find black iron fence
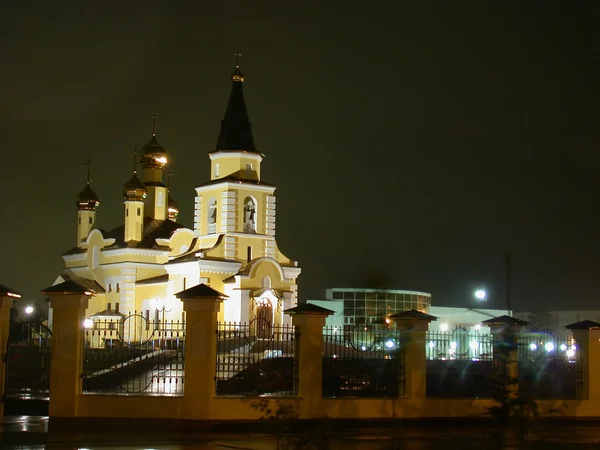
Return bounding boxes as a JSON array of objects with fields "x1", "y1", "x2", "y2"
[
  {"x1": 82, "y1": 314, "x2": 185, "y2": 395},
  {"x1": 518, "y1": 332, "x2": 582, "y2": 399},
  {"x1": 5, "y1": 321, "x2": 52, "y2": 400},
  {"x1": 216, "y1": 319, "x2": 298, "y2": 396},
  {"x1": 426, "y1": 327, "x2": 496, "y2": 397},
  {"x1": 322, "y1": 324, "x2": 404, "y2": 398}
]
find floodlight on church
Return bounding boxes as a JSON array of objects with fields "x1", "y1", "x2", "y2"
[
  {"x1": 529, "y1": 343, "x2": 537, "y2": 351},
  {"x1": 84, "y1": 319, "x2": 93, "y2": 329},
  {"x1": 560, "y1": 344, "x2": 567, "y2": 352},
  {"x1": 385, "y1": 340, "x2": 395, "y2": 349},
  {"x1": 545, "y1": 342, "x2": 555, "y2": 352},
  {"x1": 25, "y1": 306, "x2": 33, "y2": 315}
]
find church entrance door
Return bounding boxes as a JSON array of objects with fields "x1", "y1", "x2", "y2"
[{"x1": 252, "y1": 297, "x2": 273, "y2": 339}]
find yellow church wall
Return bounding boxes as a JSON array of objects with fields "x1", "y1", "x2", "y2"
[
  {"x1": 209, "y1": 152, "x2": 263, "y2": 181},
  {"x1": 239, "y1": 258, "x2": 292, "y2": 292},
  {"x1": 165, "y1": 229, "x2": 196, "y2": 257}
]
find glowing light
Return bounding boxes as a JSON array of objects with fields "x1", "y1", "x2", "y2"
[
  {"x1": 449, "y1": 341, "x2": 457, "y2": 350},
  {"x1": 529, "y1": 343, "x2": 537, "y2": 351},
  {"x1": 385, "y1": 318, "x2": 391, "y2": 324},
  {"x1": 155, "y1": 156, "x2": 167, "y2": 164},
  {"x1": 83, "y1": 319, "x2": 93, "y2": 329},
  {"x1": 385, "y1": 340, "x2": 395, "y2": 349},
  {"x1": 545, "y1": 342, "x2": 555, "y2": 352},
  {"x1": 566, "y1": 349, "x2": 575, "y2": 358},
  {"x1": 560, "y1": 344, "x2": 567, "y2": 352},
  {"x1": 361, "y1": 345, "x2": 367, "y2": 351},
  {"x1": 24, "y1": 306, "x2": 33, "y2": 315},
  {"x1": 7, "y1": 292, "x2": 21, "y2": 298},
  {"x1": 474, "y1": 324, "x2": 481, "y2": 331},
  {"x1": 428, "y1": 341, "x2": 435, "y2": 348},
  {"x1": 440, "y1": 323, "x2": 449, "y2": 332},
  {"x1": 470, "y1": 341, "x2": 479, "y2": 350},
  {"x1": 474, "y1": 289, "x2": 486, "y2": 300}
]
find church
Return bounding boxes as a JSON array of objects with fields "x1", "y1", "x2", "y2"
[{"x1": 55, "y1": 61, "x2": 301, "y2": 331}]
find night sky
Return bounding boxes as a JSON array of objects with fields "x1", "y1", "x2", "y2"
[{"x1": 1, "y1": 1, "x2": 599, "y2": 312}]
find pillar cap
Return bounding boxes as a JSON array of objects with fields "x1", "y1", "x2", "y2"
[
  {"x1": 284, "y1": 303, "x2": 334, "y2": 316},
  {"x1": 481, "y1": 315, "x2": 528, "y2": 327},
  {"x1": 0, "y1": 283, "x2": 22, "y2": 298},
  {"x1": 565, "y1": 320, "x2": 600, "y2": 330},
  {"x1": 41, "y1": 279, "x2": 98, "y2": 296},
  {"x1": 175, "y1": 283, "x2": 228, "y2": 300},
  {"x1": 389, "y1": 309, "x2": 437, "y2": 322}
]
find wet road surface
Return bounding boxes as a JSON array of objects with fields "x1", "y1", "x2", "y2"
[{"x1": 3, "y1": 415, "x2": 600, "y2": 449}]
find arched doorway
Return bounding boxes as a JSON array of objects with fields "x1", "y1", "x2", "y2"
[{"x1": 253, "y1": 297, "x2": 273, "y2": 339}]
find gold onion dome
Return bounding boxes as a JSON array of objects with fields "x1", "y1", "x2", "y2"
[
  {"x1": 168, "y1": 194, "x2": 179, "y2": 220},
  {"x1": 232, "y1": 66, "x2": 244, "y2": 82},
  {"x1": 139, "y1": 135, "x2": 168, "y2": 170},
  {"x1": 76, "y1": 183, "x2": 100, "y2": 211},
  {"x1": 123, "y1": 173, "x2": 147, "y2": 201}
]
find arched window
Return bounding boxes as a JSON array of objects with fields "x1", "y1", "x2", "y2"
[
  {"x1": 262, "y1": 276, "x2": 272, "y2": 289},
  {"x1": 243, "y1": 197, "x2": 257, "y2": 233},
  {"x1": 208, "y1": 198, "x2": 217, "y2": 234}
]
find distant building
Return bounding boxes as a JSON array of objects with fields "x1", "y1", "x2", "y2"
[
  {"x1": 307, "y1": 288, "x2": 510, "y2": 334},
  {"x1": 514, "y1": 310, "x2": 600, "y2": 336},
  {"x1": 308, "y1": 288, "x2": 432, "y2": 332},
  {"x1": 51, "y1": 62, "x2": 300, "y2": 333}
]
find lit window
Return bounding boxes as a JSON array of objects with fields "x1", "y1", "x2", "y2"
[{"x1": 215, "y1": 163, "x2": 220, "y2": 177}]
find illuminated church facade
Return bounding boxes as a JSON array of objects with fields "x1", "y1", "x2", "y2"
[{"x1": 55, "y1": 62, "x2": 300, "y2": 329}]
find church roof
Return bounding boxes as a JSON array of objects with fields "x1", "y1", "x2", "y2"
[
  {"x1": 41, "y1": 279, "x2": 103, "y2": 295},
  {"x1": 0, "y1": 284, "x2": 22, "y2": 298},
  {"x1": 136, "y1": 274, "x2": 169, "y2": 285},
  {"x1": 90, "y1": 309, "x2": 125, "y2": 317},
  {"x1": 61, "y1": 218, "x2": 185, "y2": 256},
  {"x1": 214, "y1": 65, "x2": 257, "y2": 153},
  {"x1": 175, "y1": 283, "x2": 228, "y2": 300},
  {"x1": 103, "y1": 218, "x2": 184, "y2": 250},
  {"x1": 77, "y1": 183, "x2": 100, "y2": 210}
]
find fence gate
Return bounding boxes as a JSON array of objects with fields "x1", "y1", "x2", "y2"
[{"x1": 4, "y1": 321, "x2": 52, "y2": 415}]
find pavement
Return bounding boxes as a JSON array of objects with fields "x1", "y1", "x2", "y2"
[{"x1": 3, "y1": 415, "x2": 600, "y2": 449}]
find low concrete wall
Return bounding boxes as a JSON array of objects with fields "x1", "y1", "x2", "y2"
[{"x1": 77, "y1": 394, "x2": 184, "y2": 419}]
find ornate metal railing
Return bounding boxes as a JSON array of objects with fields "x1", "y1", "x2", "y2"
[
  {"x1": 5, "y1": 321, "x2": 52, "y2": 399},
  {"x1": 216, "y1": 319, "x2": 298, "y2": 396},
  {"x1": 322, "y1": 324, "x2": 404, "y2": 398},
  {"x1": 425, "y1": 327, "x2": 496, "y2": 397},
  {"x1": 518, "y1": 332, "x2": 582, "y2": 399},
  {"x1": 82, "y1": 314, "x2": 185, "y2": 395}
]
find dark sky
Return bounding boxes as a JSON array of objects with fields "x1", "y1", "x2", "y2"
[{"x1": 1, "y1": 1, "x2": 599, "y2": 312}]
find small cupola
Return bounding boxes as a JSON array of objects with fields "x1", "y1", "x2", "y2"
[
  {"x1": 76, "y1": 183, "x2": 100, "y2": 211},
  {"x1": 123, "y1": 174, "x2": 147, "y2": 202},
  {"x1": 167, "y1": 194, "x2": 179, "y2": 221}
]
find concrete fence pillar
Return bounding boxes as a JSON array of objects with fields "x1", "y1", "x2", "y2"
[
  {"x1": 482, "y1": 315, "x2": 528, "y2": 399},
  {"x1": 390, "y1": 310, "x2": 437, "y2": 400},
  {"x1": 0, "y1": 285, "x2": 20, "y2": 418},
  {"x1": 285, "y1": 303, "x2": 333, "y2": 419},
  {"x1": 41, "y1": 280, "x2": 95, "y2": 418},
  {"x1": 176, "y1": 283, "x2": 227, "y2": 420},
  {"x1": 566, "y1": 320, "x2": 600, "y2": 401}
]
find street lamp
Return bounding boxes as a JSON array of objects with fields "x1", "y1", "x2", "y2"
[
  {"x1": 474, "y1": 289, "x2": 487, "y2": 301},
  {"x1": 25, "y1": 306, "x2": 34, "y2": 315}
]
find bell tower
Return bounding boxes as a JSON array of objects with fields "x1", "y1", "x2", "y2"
[{"x1": 194, "y1": 54, "x2": 277, "y2": 260}]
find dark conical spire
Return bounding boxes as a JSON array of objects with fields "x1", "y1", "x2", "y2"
[{"x1": 215, "y1": 54, "x2": 256, "y2": 152}]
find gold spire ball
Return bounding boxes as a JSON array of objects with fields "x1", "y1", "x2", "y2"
[{"x1": 232, "y1": 50, "x2": 244, "y2": 82}]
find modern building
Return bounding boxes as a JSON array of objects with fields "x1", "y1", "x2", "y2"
[
  {"x1": 53, "y1": 61, "x2": 301, "y2": 332},
  {"x1": 308, "y1": 288, "x2": 511, "y2": 334},
  {"x1": 308, "y1": 288, "x2": 432, "y2": 332}
]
